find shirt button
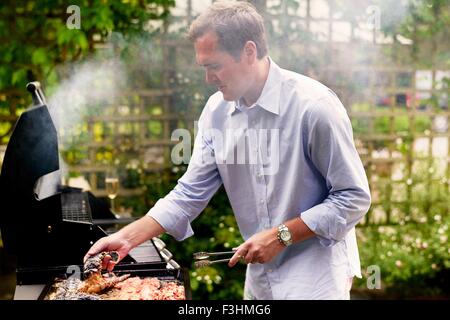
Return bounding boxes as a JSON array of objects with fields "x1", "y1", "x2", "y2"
[{"x1": 260, "y1": 199, "x2": 265, "y2": 204}]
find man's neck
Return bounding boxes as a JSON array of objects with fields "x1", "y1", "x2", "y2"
[{"x1": 241, "y1": 57, "x2": 270, "y2": 107}]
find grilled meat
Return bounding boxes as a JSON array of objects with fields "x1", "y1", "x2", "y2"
[
  {"x1": 45, "y1": 251, "x2": 185, "y2": 300},
  {"x1": 100, "y1": 276, "x2": 185, "y2": 300},
  {"x1": 47, "y1": 277, "x2": 99, "y2": 300},
  {"x1": 78, "y1": 272, "x2": 130, "y2": 294},
  {"x1": 79, "y1": 251, "x2": 129, "y2": 294},
  {"x1": 83, "y1": 251, "x2": 120, "y2": 278}
]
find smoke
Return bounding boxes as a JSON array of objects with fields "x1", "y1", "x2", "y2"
[
  {"x1": 44, "y1": 54, "x2": 127, "y2": 183},
  {"x1": 47, "y1": 58, "x2": 126, "y2": 140},
  {"x1": 39, "y1": 27, "x2": 167, "y2": 186},
  {"x1": 269, "y1": 0, "x2": 412, "y2": 86}
]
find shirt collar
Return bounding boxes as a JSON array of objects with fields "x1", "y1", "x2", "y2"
[{"x1": 228, "y1": 57, "x2": 282, "y2": 116}]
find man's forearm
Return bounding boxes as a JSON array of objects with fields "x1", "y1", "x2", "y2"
[
  {"x1": 284, "y1": 216, "x2": 315, "y2": 244},
  {"x1": 118, "y1": 215, "x2": 166, "y2": 248}
]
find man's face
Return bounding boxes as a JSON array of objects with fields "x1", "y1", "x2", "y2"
[{"x1": 194, "y1": 32, "x2": 252, "y2": 101}]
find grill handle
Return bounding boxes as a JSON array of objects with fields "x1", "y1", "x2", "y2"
[{"x1": 26, "y1": 81, "x2": 47, "y2": 106}]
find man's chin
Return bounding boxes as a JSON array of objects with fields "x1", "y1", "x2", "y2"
[{"x1": 220, "y1": 92, "x2": 236, "y2": 101}]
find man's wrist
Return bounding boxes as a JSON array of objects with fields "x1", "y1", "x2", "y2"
[{"x1": 277, "y1": 224, "x2": 293, "y2": 246}]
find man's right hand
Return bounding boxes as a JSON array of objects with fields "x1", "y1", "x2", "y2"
[
  {"x1": 83, "y1": 215, "x2": 166, "y2": 272},
  {"x1": 83, "y1": 233, "x2": 132, "y2": 272}
]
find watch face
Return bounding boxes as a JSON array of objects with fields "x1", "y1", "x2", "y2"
[{"x1": 280, "y1": 230, "x2": 291, "y2": 241}]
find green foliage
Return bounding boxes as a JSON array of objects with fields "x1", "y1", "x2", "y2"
[
  {"x1": 374, "y1": 112, "x2": 431, "y2": 134},
  {"x1": 356, "y1": 214, "x2": 449, "y2": 297},
  {"x1": 351, "y1": 109, "x2": 432, "y2": 151},
  {"x1": 357, "y1": 162, "x2": 450, "y2": 297},
  {"x1": 0, "y1": 0, "x2": 174, "y2": 113}
]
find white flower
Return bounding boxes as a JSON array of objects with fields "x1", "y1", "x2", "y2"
[{"x1": 395, "y1": 260, "x2": 402, "y2": 268}]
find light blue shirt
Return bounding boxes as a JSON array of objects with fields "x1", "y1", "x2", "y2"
[{"x1": 147, "y1": 58, "x2": 371, "y2": 299}]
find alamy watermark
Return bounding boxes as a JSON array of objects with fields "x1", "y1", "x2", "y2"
[
  {"x1": 366, "y1": 265, "x2": 381, "y2": 289},
  {"x1": 171, "y1": 123, "x2": 280, "y2": 175},
  {"x1": 66, "y1": 264, "x2": 82, "y2": 280},
  {"x1": 66, "y1": 5, "x2": 81, "y2": 29}
]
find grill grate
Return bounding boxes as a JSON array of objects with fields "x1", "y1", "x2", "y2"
[{"x1": 61, "y1": 193, "x2": 92, "y2": 222}]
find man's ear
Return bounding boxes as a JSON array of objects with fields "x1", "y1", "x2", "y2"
[{"x1": 243, "y1": 41, "x2": 257, "y2": 63}]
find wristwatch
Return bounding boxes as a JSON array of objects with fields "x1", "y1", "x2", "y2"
[{"x1": 277, "y1": 224, "x2": 293, "y2": 246}]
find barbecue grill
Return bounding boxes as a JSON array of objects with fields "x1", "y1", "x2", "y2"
[{"x1": 0, "y1": 82, "x2": 190, "y2": 299}]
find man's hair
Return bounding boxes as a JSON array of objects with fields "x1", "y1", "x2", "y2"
[{"x1": 188, "y1": 0, "x2": 268, "y2": 60}]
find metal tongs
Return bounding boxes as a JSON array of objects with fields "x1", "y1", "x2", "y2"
[{"x1": 193, "y1": 249, "x2": 237, "y2": 268}]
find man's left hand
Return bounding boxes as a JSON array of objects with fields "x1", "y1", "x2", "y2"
[{"x1": 228, "y1": 227, "x2": 284, "y2": 267}]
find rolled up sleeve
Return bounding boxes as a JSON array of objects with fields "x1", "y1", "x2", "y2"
[
  {"x1": 146, "y1": 110, "x2": 222, "y2": 241},
  {"x1": 300, "y1": 93, "x2": 371, "y2": 247}
]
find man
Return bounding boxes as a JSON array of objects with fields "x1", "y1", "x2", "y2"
[{"x1": 85, "y1": 1, "x2": 371, "y2": 299}]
